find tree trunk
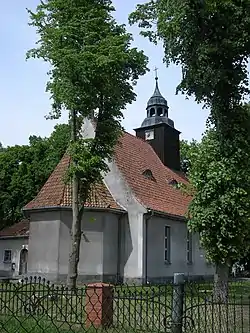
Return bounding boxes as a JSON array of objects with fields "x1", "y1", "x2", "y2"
[
  {"x1": 213, "y1": 263, "x2": 229, "y2": 303},
  {"x1": 67, "y1": 109, "x2": 82, "y2": 290},
  {"x1": 67, "y1": 174, "x2": 82, "y2": 289}
]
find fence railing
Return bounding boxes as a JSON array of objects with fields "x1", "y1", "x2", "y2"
[{"x1": 0, "y1": 275, "x2": 250, "y2": 332}]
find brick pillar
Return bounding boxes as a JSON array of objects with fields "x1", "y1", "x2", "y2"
[{"x1": 85, "y1": 282, "x2": 114, "y2": 328}]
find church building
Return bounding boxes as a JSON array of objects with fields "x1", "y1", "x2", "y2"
[{"x1": 0, "y1": 77, "x2": 214, "y2": 283}]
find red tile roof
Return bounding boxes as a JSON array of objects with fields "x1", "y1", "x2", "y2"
[
  {"x1": 24, "y1": 155, "x2": 123, "y2": 211},
  {"x1": 115, "y1": 132, "x2": 191, "y2": 217},
  {"x1": 0, "y1": 220, "x2": 30, "y2": 237},
  {"x1": 24, "y1": 131, "x2": 191, "y2": 218}
]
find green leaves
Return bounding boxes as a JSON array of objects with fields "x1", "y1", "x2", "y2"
[
  {"x1": 27, "y1": 0, "x2": 148, "y2": 201},
  {"x1": 131, "y1": 0, "x2": 250, "y2": 266},
  {"x1": 130, "y1": 0, "x2": 250, "y2": 109},
  {"x1": 27, "y1": 0, "x2": 148, "y2": 123},
  {"x1": 187, "y1": 120, "x2": 250, "y2": 264},
  {"x1": 0, "y1": 124, "x2": 70, "y2": 226},
  {"x1": 180, "y1": 139, "x2": 199, "y2": 174}
]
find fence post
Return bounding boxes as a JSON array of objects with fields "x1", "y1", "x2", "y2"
[
  {"x1": 85, "y1": 282, "x2": 114, "y2": 328},
  {"x1": 171, "y1": 273, "x2": 185, "y2": 333}
]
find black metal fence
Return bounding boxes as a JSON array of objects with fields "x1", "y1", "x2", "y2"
[{"x1": 0, "y1": 276, "x2": 250, "y2": 332}]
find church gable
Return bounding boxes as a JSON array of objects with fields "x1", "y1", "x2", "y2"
[
  {"x1": 24, "y1": 154, "x2": 123, "y2": 212},
  {"x1": 24, "y1": 77, "x2": 191, "y2": 218}
]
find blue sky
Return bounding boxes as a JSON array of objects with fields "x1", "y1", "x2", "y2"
[{"x1": 0, "y1": 0, "x2": 208, "y2": 147}]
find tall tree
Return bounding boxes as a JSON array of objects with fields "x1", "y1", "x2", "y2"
[
  {"x1": 0, "y1": 124, "x2": 70, "y2": 226},
  {"x1": 27, "y1": 0, "x2": 148, "y2": 288},
  {"x1": 130, "y1": 0, "x2": 250, "y2": 299}
]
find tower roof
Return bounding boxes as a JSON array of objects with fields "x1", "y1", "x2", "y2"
[
  {"x1": 147, "y1": 77, "x2": 168, "y2": 109},
  {"x1": 141, "y1": 74, "x2": 174, "y2": 128}
]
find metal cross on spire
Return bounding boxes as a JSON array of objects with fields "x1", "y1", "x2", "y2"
[{"x1": 153, "y1": 66, "x2": 159, "y2": 80}]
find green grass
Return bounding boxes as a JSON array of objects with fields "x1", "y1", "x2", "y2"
[{"x1": 0, "y1": 317, "x2": 79, "y2": 333}]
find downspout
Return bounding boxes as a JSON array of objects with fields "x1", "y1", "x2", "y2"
[
  {"x1": 117, "y1": 212, "x2": 125, "y2": 283},
  {"x1": 144, "y1": 210, "x2": 154, "y2": 284}
]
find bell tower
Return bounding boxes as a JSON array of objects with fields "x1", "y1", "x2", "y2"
[{"x1": 135, "y1": 71, "x2": 181, "y2": 171}]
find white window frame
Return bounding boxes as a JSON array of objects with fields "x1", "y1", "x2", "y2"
[
  {"x1": 3, "y1": 249, "x2": 12, "y2": 263},
  {"x1": 187, "y1": 231, "x2": 193, "y2": 264},
  {"x1": 164, "y1": 225, "x2": 171, "y2": 264}
]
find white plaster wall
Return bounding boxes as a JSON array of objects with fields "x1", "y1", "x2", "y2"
[
  {"x1": 28, "y1": 211, "x2": 61, "y2": 279},
  {"x1": 147, "y1": 216, "x2": 214, "y2": 279},
  {"x1": 59, "y1": 210, "x2": 119, "y2": 277},
  {"x1": 121, "y1": 212, "x2": 144, "y2": 280},
  {"x1": 81, "y1": 118, "x2": 147, "y2": 281},
  {"x1": 0, "y1": 238, "x2": 28, "y2": 277}
]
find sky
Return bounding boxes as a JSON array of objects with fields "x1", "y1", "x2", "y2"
[{"x1": 0, "y1": 1, "x2": 209, "y2": 147}]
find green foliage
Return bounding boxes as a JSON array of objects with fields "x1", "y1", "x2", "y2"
[
  {"x1": 27, "y1": 0, "x2": 148, "y2": 198},
  {"x1": 180, "y1": 139, "x2": 199, "y2": 174},
  {"x1": 188, "y1": 118, "x2": 250, "y2": 264},
  {"x1": 0, "y1": 124, "x2": 70, "y2": 226},
  {"x1": 129, "y1": 0, "x2": 250, "y2": 106},
  {"x1": 130, "y1": 0, "x2": 250, "y2": 265}
]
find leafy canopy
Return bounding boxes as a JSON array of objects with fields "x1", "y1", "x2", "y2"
[
  {"x1": 130, "y1": 0, "x2": 250, "y2": 264},
  {"x1": 27, "y1": 0, "x2": 148, "y2": 190},
  {"x1": 130, "y1": 1, "x2": 250, "y2": 102},
  {"x1": 0, "y1": 124, "x2": 70, "y2": 226},
  {"x1": 187, "y1": 116, "x2": 250, "y2": 264},
  {"x1": 179, "y1": 139, "x2": 199, "y2": 174}
]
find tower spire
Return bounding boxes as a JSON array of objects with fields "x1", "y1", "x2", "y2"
[
  {"x1": 153, "y1": 66, "x2": 160, "y2": 94},
  {"x1": 154, "y1": 66, "x2": 158, "y2": 80}
]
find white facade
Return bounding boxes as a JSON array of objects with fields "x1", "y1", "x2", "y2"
[{"x1": 0, "y1": 237, "x2": 28, "y2": 278}]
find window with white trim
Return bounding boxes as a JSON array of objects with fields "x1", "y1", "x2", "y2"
[
  {"x1": 187, "y1": 231, "x2": 193, "y2": 264},
  {"x1": 3, "y1": 250, "x2": 12, "y2": 263},
  {"x1": 164, "y1": 226, "x2": 171, "y2": 263}
]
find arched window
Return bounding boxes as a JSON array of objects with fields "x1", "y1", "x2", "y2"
[
  {"x1": 150, "y1": 108, "x2": 156, "y2": 117},
  {"x1": 157, "y1": 107, "x2": 163, "y2": 116}
]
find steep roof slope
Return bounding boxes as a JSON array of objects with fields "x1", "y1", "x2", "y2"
[
  {"x1": 24, "y1": 132, "x2": 191, "y2": 217},
  {"x1": 114, "y1": 132, "x2": 191, "y2": 217},
  {"x1": 24, "y1": 155, "x2": 123, "y2": 211}
]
